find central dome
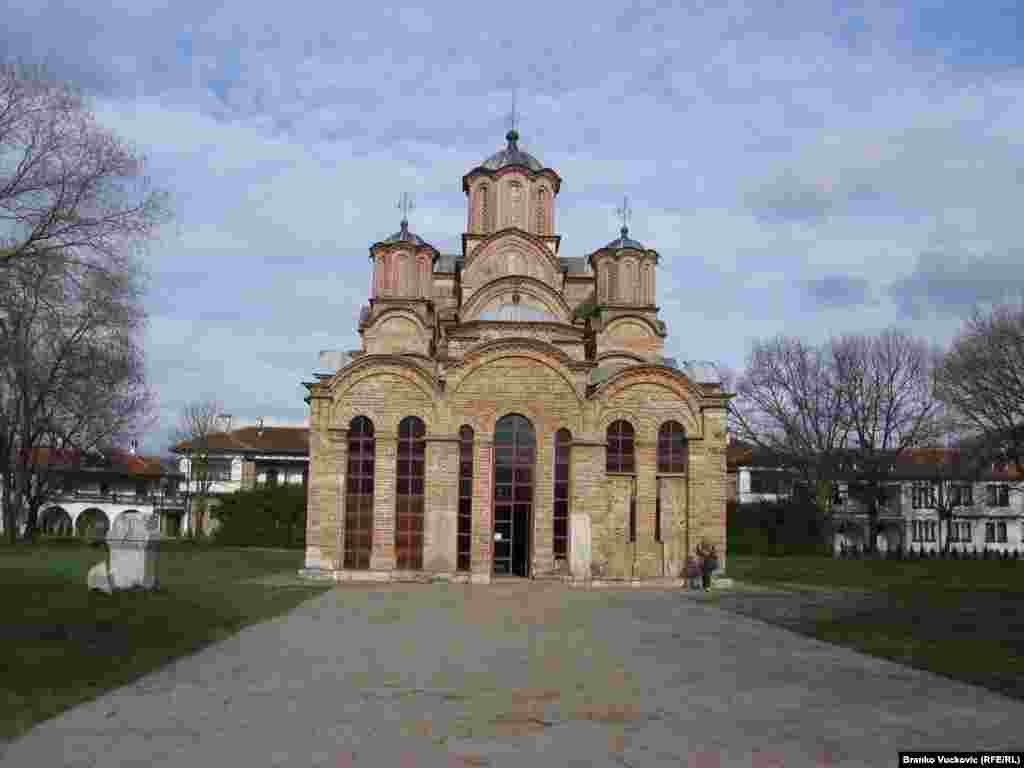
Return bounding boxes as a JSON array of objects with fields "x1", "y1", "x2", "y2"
[{"x1": 480, "y1": 129, "x2": 544, "y2": 171}]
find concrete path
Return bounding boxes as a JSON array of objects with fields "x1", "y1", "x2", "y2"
[{"x1": 3, "y1": 581, "x2": 1022, "y2": 767}]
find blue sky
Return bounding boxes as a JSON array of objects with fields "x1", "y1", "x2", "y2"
[{"x1": 4, "y1": 0, "x2": 1024, "y2": 454}]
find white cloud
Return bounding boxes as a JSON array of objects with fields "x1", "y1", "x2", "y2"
[{"x1": 7, "y1": 0, "x2": 1020, "y2": 453}]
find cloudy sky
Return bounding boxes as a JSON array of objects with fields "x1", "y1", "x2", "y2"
[{"x1": 4, "y1": 0, "x2": 1023, "y2": 454}]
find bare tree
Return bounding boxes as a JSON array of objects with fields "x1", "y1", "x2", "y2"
[
  {"x1": 0, "y1": 249, "x2": 153, "y2": 541},
  {"x1": 832, "y1": 329, "x2": 946, "y2": 553},
  {"x1": 1, "y1": 60, "x2": 170, "y2": 271},
  {"x1": 0, "y1": 60, "x2": 168, "y2": 541},
  {"x1": 174, "y1": 400, "x2": 223, "y2": 537},
  {"x1": 936, "y1": 302, "x2": 1024, "y2": 477},
  {"x1": 729, "y1": 335, "x2": 851, "y2": 523}
]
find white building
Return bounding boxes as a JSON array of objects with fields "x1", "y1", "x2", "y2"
[
  {"x1": 172, "y1": 425, "x2": 309, "y2": 534},
  {"x1": 727, "y1": 442, "x2": 1024, "y2": 555},
  {"x1": 0, "y1": 448, "x2": 186, "y2": 538}
]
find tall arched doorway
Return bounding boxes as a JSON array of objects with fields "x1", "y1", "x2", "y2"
[{"x1": 493, "y1": 414, "x2": 535, "y2": 577}]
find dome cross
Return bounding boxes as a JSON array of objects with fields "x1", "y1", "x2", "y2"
[
  {"x1": 396, "y1": 192, "x2": 415, "y2": 229},
  {"x1": 616, "y1": 196, "x2": 632, "y2": 235}
]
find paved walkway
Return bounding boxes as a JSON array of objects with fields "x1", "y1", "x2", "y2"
[{"x1": 3, "y1": 582, "x2": 1022, "y2": 767}]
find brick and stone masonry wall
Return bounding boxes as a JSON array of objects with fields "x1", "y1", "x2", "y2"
[{"x1": 304, "y1": 351, "x2": 727, "y2": 580}]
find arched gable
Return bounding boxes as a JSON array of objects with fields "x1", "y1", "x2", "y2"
[
  {"x1": 444, "y1": 338, "x2": 584, "y2": 435},
  {"x1": 595, "y1": 351, "x2": 647, "y2": 367},
  {"x1": 592, "y1": 366, "x2": 703, "y2": 440},
  {"x1": 461, "y1": 275, "x2": 572, "y2": 323},
  {"x1": 603, "y1": 314, "x2": 662, "y2": 339},
  {"x1": 362, "y1": 308, "x2": 432, "y2": 356},
  {"x1": 328, "y1": 357, "x2": 438, "y2": 433},
  {"x1": 462, "y1": 230, "x2": 560, "y2": 295}
]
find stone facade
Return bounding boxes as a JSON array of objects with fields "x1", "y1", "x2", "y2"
[{"x1": 303, "y1": 129, "x2": 730, "y2": 582}]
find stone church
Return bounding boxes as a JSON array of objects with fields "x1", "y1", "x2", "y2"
[{"x1": 302, "y1": 128, "x2": 729, "y2": 583}]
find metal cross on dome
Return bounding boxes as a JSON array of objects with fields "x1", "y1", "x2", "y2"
[
  {"x1": 506, "y1": 90, "x2": 520, "y2": 134},
  {"x1": 616, "y1": 196, "x2": 632, "y2": 231},
  {"x1": 397, "y1": 192, "x2": 414, "y2": 223}
]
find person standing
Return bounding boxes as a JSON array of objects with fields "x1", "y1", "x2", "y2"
[
  {"x1": 695, "y1": 540, "x2": 719, "y2": 592},
  {"x1": 684, "y1": 555, "x2": 701, "y2": 590}
]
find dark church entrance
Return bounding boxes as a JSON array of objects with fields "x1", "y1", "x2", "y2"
[{"x1": 493, "y1": 414, "x2": 535, "y2": 576}]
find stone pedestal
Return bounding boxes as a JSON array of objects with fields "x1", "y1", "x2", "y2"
[
  {"x1": 570, "y1": 512, "x2": 591, "y2": 580},
  {"x1": 87, "y1": 512, "x2": 161, "y2": 593}
]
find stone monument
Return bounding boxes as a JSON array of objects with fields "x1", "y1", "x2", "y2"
[{"x1": 87, "y1": 511, "x2": 161, "y2": 593}]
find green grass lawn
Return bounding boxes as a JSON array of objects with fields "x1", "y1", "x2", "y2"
[
  {"x1": 724, "y1": 555, "x2": 1024, "y2": 699},
  {"x1": 727, "y1": 554, "x2": 1024, "y2": 594},
  {"x1": 0, "y1": 542, "x2": 330, "y2": 742}
]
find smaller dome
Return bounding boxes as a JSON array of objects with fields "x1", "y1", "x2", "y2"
[
  {"x1": 380, "y1": 219, "x2": 430, "y2": 247},
  {"x1": 480, "y1": 130, "x2": 544, "y2": 172},
  {"x1": 603, "y1": 226, "x2": 646, "y2": 251}
]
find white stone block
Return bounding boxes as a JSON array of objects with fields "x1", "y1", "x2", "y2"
[
  {"x1": 570, "y1": 512, "x2": 591, "y2": 580},
  {"x1": 87, "y1": 512, "x2": 161, "y2": 592}
]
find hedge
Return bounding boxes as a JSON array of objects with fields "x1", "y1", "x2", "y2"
[{"x1": 209, "y1": 485, "x2": 306, "y2": 549}]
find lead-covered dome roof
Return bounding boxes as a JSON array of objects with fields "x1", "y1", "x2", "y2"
[
  {"x1": 371, "y1": 219, "x2": 438, "y2": 257},
  {"x1": 381, "y1": 220, "x2": 429, "y2": 246},
  {"x1": 603, "y1": 226, "x2": 646, "y2": 251},
  {"x1": 480, "y1": 129, "x2": 544, "y2": 172}
]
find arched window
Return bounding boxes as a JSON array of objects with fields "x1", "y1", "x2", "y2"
[
  {"x1": 395, "y1": 416, "x2": 426, "y2": 570},
  {"x1": 622, "y1": 261, "x2": 635, "y2": 304},
  {"x1": 553, "y1": 429, "x2": 571, "y2": 559},
  {"x1": 608, "y1": 261, "x2": 618, "y2": 303},
  {"x1": 508, "y1": 181, "x2": 524, "y2": 228},
  {"x1": 480, "y1": 184, "x2": 491, "y2": 233},
  {"x1": 344, "y1": 416, "x2": 375, "y2": 570},
  {"x1": 458, "y1": 426, "x2": 474, "y2": 572},
  {"x1": 658, "y1": 421, "x2": 688, "y2": 473},
  {"x1": 606, "y1": 420, "x2": 635, "y2": 474},
  {"x1": 535, "y1": 187, "x2": 547, "y2": 235}
]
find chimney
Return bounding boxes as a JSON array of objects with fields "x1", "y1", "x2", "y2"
[{"x1": 257, "y1": 417, "x2": 264, "y2": 438}]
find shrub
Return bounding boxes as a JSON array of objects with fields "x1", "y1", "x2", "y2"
[
  {"x1": 727, "y1": 500, "x2": 830, "y2": 557},
  {"x1": 209, "y1": 485, "x2": 306, "y2": 548}
]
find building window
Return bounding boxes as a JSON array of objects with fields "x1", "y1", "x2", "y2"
[
  {"x1": 750, "y1": 472, "x2": 792, "y2": 496},
  {"x1": 606, "y1": 420, "x2": 635, "y2": 474},
  {"x1": 987, "y1": 484, "x2": 1010, "y2": 507},
  {"x1": 912, "y1": 520, "x2": 937, "y2": 543},
  {"x1": 553, "y1": 429, "x2": 571, "y2": 559},
  {"x1": 395, "y1": 416, "x2": 426, "y2": 571},
  {"x1": 344, "y1": 416, "x2": 375, "y2": 570},
  {"x1": 950, "y1": 521, "x2": 972, "y2": 543},
  {"x1": 831, "y1": 484, "x2": 846, "y2": 507},
  {"x1": 535, "y1": 187, "x2": 547, "y2": 235},
  {"x1": 987, "y1": 521, "x2": 1008, "y2": 543},
  {"x1": 657, "y1": 421, "x2": 688, "y2": 474},
  {"x1": 912, "y1": 484, "x2": 936, "y2": 510},
  {"x1": 200, "y1": 458, "x2": 232, "y2": 482},
  {"x1": 655, "y1": 486, "x2": 661, "y2": 543},
  {"x1": 629, "y1": 487, "x2": 637, "y2": 543},
  {"x1": 458, "y1": 426, "x2": 473, "y2": 572},
  {"x1": 951, "y1": 484, "x2": 973, "y2": 507}
]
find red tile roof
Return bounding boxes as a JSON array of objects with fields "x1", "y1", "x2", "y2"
[
  {"x1": 173, "y1": 426, "x2": 309, "y2": 456},
  {"x1": 18, "y1": 447, "x2": 178, "y2": 476}
]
